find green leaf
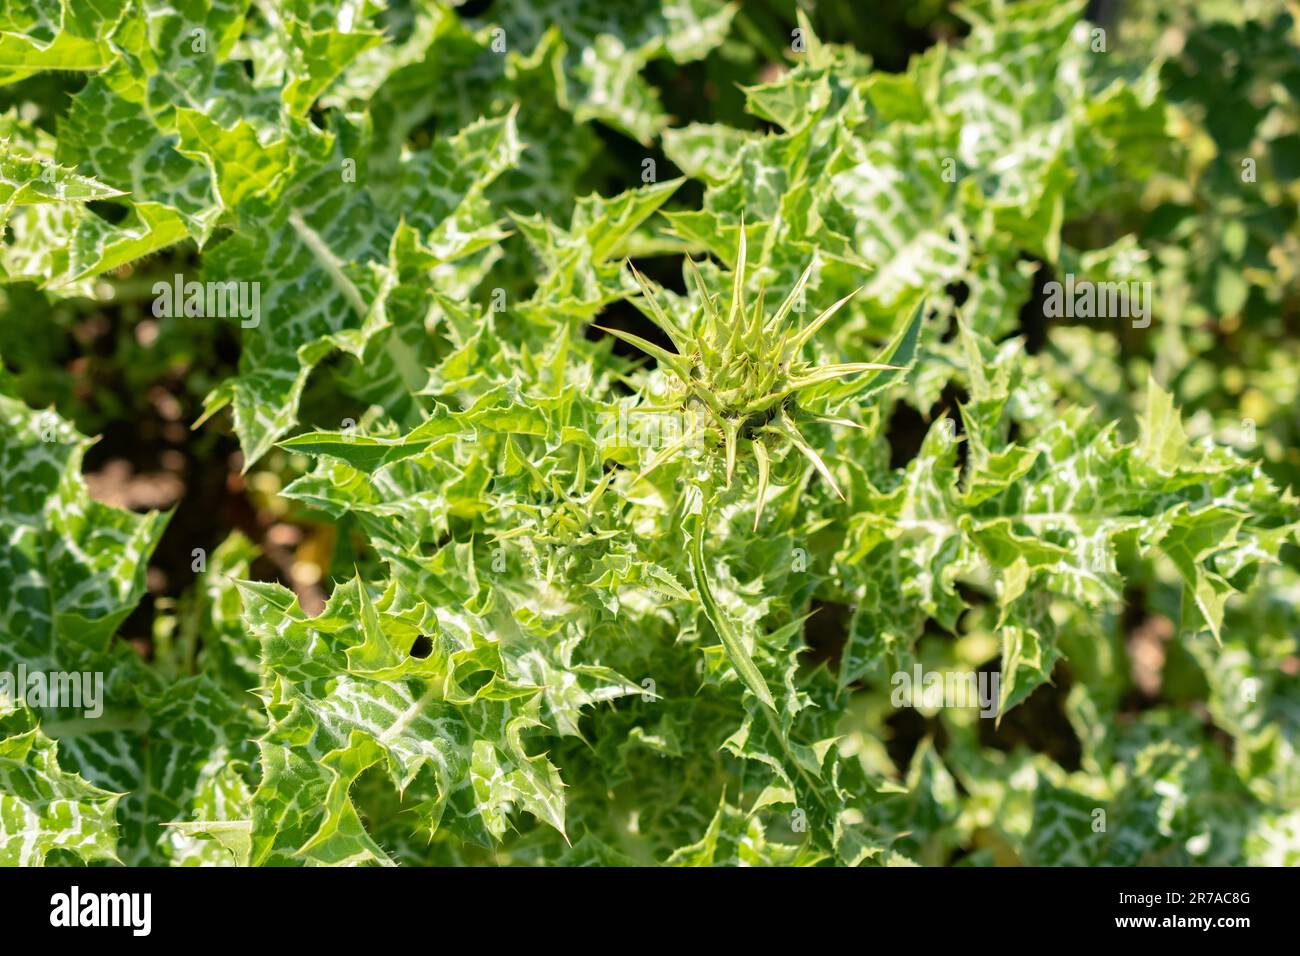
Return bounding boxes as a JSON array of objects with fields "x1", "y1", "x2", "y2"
[
  {"x1": 688, "y1": 508, "x2": 776, "y2": 712},
  {"x1": 0, "y1": 699, "x2": 121, "y2": 865}
]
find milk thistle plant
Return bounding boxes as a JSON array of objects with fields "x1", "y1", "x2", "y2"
[
  {"x1": 0, "y1": 0, "x2": 1298, "y2": 871},
  {"x1": 608, "y1": 234, "x2": 913, "y2": 714},
  {"x1": 607, "y1": 229, "x2": 905, "y2": 518}
]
